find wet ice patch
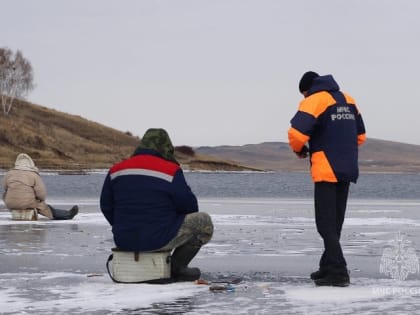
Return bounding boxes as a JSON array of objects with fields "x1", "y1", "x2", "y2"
[
  {"x1": 0, "y1": 212, "x2": 108, "y2": 226},
  {"x1": 0, "y1": 272, "x2": 206, "y2": 314},
  {"x1": 214, "y1": 214, "x2": 313, "y2": 227},
  {"x1": 283, "y1": 278, "x2": 420, "y2": 314},
  {"x1": 346, "y1": 217, "x2": 420, "y2": 227},
  {"x1": 354, "y1": 209, "x2": 401, "y2": 213},
  {"x1": 285, "y1": 284, "x2": 376, "y2": 303},
  {"x1": 3, "y1": 211, "x2": 418, "y2": 228}
]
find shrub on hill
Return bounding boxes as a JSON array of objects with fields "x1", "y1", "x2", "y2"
[{"x1": 175, "y1": 145, "x2": 195, "y2": 157}]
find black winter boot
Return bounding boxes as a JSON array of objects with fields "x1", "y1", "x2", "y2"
[
  {"x1": 314, "y1": 267, "x2": 350, "y2": 287},
  {"x1": 50, "y1": 205, "x2": 79, "y2": 220},
  {"x1": 310, "y1": 269, "x2": 328, "y2": 280},
  {"x1": 171, "y1": 243, "x2": 201, "y2": 282}
]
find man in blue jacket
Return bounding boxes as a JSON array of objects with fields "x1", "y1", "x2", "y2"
[
  {"x1": 100, "y1": 128, "x2": 213, "y2": 281},
  {"x1": 288, "y1": 71, "x2": 366, "y2": 287}
]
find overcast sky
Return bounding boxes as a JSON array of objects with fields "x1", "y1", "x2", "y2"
[{"x1": 1, "y1": 0, "x2": 419, "y2": 146}]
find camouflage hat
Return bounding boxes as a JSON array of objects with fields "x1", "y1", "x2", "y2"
[{"x1": 134, "y1": 128, "x2": 178, "y2": 164}]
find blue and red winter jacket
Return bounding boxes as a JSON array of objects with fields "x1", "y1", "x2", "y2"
[{"x1": 100, "y1": 149, "x2": 198, "y2": 251}]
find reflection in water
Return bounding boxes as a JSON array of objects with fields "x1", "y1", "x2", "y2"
[{"x1": 0, "y1": 224, "x2": 47, "y2": 253}]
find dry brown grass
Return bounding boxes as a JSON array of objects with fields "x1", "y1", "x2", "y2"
[
  {"x1": 3, "y1": 99, "x2": 419, "y2": 173},
  {"x1": 0, "y1": 99, "x2": 255, "y2": 171},
  {"x1": 0, "y1": 99, "x2": 140, "y2": 169}
]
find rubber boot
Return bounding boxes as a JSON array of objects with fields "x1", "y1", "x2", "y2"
[
  {"x1": 50, "y1": 205, "x2": 79, "y2": 220},
  {"x1": 171, "y1": 243, "x2": 201, "y2": 282}
]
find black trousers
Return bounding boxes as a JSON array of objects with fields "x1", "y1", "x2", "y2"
[{"x1": 314, "y1": 181, "x2": 350, "y2": 271}]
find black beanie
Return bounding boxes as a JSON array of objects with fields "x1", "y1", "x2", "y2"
[{"x1": 299, "y1": 71, "x2": 319, "y2": 93}]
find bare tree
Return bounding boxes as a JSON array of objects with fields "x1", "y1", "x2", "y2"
[{"x1": 0, "y1": 47, "x2": 34, "y2": 115}]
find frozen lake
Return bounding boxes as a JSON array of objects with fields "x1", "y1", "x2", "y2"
[{"x1": 1, "y1": 194, "x2": 420, "y2": 314}]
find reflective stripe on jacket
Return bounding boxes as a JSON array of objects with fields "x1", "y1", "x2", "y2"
[
  {"x1": 100, "y1": 149, "x2": 199, "y2": 251},
  {"x1": 288, "y1": 75, "x2": 366, "y2": 183}
]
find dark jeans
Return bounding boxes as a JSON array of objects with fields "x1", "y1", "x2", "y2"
[{"x1": 314, "y1": 181, "x2": 350, "y2": 271}]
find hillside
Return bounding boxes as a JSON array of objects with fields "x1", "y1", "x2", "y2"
[
  {"x1": 196, "y1": 139, "x2": 420, "y2": 173},
  {"x1": 0, "y1": 99, "x2": 255, "y2": 171},
  {"x1": 2, "y1": 99, "x2": 419, "y2": 173}
]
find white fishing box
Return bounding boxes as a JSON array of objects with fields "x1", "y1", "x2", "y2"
[
  {"x1": 108, "y1": 248, "x2": 171, "y2": 283},
  {"x1": 11, "y1": 209, "x2": 38, "y2": 221}
]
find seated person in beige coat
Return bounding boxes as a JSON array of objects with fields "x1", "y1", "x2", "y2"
[{"x1": 2, "y1": 153, "x2": 78, "y2": 220}]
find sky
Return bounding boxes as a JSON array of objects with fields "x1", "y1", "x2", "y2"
[{"x1": 1, "y1": 0, "x2": 420, "y2": 147}]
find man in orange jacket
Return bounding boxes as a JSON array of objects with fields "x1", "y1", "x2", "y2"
[{"x1": 288, "y1": 71, "x2": 366, "y2": 286}]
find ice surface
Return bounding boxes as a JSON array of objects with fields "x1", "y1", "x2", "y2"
[
  {"x1": 1, "y1": 198, "x2": 420, "y2": 314},
  {"x1": 0, "y1": 272, "x2": 206, "y2": 314}
]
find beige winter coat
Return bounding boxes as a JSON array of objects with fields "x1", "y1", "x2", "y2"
[
  {"x1": 2, "y1": 153, "x2": 48, "y2": 210},
  {"x1": 2, "y1": 169, "x2": 48, "y2": 209}
]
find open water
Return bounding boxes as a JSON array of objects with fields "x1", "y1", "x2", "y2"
[{"x1": 21, "y1": 170, "x2": 420, "y2": 202}]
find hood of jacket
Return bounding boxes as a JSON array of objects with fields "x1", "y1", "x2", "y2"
[
  {"x1": 13, "y1": 153, "x2": 39, "y2": 172},
  {"x1": 307, "y1": 74, "x2": 340, "y2": 96},
  {"x1": 132, "y1": 128, "x2": 179, "y2": 164}
]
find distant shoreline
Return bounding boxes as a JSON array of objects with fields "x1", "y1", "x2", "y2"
[{"x1": 1, "y1": 168, "x2": 419, "y2": 175}]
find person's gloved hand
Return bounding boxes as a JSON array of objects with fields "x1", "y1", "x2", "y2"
[{"x1": 295, "y1": 145, "x2": 309, "y2": 159}]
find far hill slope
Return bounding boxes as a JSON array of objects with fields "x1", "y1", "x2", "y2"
[
  {"x1": 0, "y1": 99, "x2": 138, "y2": 169},
  {"x1": 2, "y1": 99, "x2": 418, "y2": 173},
  {"x1": 196, "y1": 139, "x2": 420, "y2": 173},
  {"x1": 0, "y1": 99, "x2": 255, "y2": 171}
]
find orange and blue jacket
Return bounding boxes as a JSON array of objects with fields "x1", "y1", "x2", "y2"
[{"x1": 288, "y1": 75, "x2": 366, "y2": 183}]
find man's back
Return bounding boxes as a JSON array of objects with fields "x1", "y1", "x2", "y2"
[
  {"x1": 289, "y1": 74, "x2": 366, "y2": 183},
  {"x1": 100, "y1": 150, "x2": 198, "y2": 251}
]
